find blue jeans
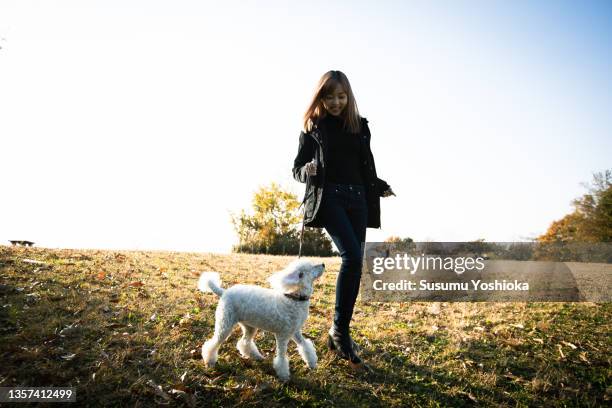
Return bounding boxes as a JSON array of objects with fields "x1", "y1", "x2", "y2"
[{"x1": 319, "y1": 182, "x2": 368, "y2": 333}]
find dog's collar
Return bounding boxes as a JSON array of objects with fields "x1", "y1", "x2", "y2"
[{"x1": 284, "y1": 292, "x2": 310, "y2": 301}]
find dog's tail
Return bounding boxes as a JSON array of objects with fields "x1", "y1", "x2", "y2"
[{"x1": 198, "y1": 272, "x2": 224, "y2": 297}]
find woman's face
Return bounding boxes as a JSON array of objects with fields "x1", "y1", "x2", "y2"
[{"x1": 321, "y1": 85, "x2": 348, "y2": 116}]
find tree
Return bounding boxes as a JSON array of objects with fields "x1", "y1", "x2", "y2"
[
  {"x1": 536, "y1": 170, "x2": 612, "y2": 262},
  {"x1": 384, "y1": 236, "x2": 415, "y2": 253},
  {"x1": 571, "y1": 170, "x2": 612, "y2": 242},
  {"x1": 231, "y1": 183, "x2": 334, "y2": 256},
  {"x1": 538, "y1": 170, "x2": 612, "y2": 243},
  {"x1": 537, "y1": 212, "x2": 585, "y2": 243}
]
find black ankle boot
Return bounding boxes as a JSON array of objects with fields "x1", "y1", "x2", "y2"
[
  {"x1": 327, "y1": 329, "x2": 362, "y2": 365},
  {"x1": 326, "y1": 332, "x2": 361, "y2": 353}
]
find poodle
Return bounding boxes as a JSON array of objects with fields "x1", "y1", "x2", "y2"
[{"x1": 198, "y1": 259, "x2": 325, "y2": 381}]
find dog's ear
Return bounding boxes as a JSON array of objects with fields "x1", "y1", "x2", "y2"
[
  {"x1": 281, "y1": 265, "x2": 302, "y2": 286},
  {"x1": 268, "y1": 267, "x2": 300, "y2": 290},
  {"x1": 283, "y1": 269, "x2": 301, "y2": 286}
]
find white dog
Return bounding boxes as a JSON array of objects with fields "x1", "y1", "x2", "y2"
[{"x1": 198, "y1": 259, "x2": 325, "y2": 381}]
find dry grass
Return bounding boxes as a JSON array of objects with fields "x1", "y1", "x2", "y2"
[{"x1": 0, "y1": 245, "x2": 610, "y2": 407}]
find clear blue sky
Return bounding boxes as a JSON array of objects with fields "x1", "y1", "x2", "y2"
[{"x1": 1, "y1": 0, "x2": 610, "y2": 253}]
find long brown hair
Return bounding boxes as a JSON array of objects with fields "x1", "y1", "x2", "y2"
[{"x1": 302, "y1": 70, "x2": 362, "y2": 134}]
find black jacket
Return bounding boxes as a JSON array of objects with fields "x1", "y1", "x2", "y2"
[{"x1": 292, "y1": 117, "x2": 390, "y2": 228}]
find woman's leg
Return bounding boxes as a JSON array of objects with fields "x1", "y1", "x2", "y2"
[
  {"x1": 345, "y1": 193, "x2": 368, "y2": 323},
  {"x1": 346, "y1": 210, "x2": 367, "y2": 326},
  {"x1": 320, "y1": 185, "x2": 368, "y2": 335}
]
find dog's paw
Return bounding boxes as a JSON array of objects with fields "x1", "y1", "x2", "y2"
[
  {"x1": 202, "y1": 343, "x2": 218, "y2": 367},
  {"x1": 202, "y1": 354, "x2": 217, "y2": 368},
  {"x1": 273, "y1": 357, "x2": 290, "y2": 382},
  {"x1": 237, "y1": 340, "x2": 265, "y2": 361},
  {"x1": 276, "y1": 373, "x2": 290, "y2": 382},
  {"x1": 297, "y1": 338, "x2": 318, "y2": 369},
  {"x1": 202, "y1": 355, "x2": 217, "y2": 368}
]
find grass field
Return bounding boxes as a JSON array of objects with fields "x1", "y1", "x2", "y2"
[{"x1": 0, "y1": 245, "x2": 610, "y2": 407}]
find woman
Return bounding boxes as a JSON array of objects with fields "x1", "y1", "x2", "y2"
[{"x1": 292, "y1": 70, "x2": 394, "y2": 370}]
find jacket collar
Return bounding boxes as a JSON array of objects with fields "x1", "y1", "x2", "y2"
[{"x1": 309, "y1": 116, "x2": 368, "y2": 147}]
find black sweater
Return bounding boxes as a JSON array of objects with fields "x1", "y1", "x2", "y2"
[{"x1": 320, "y1": 114, "x2": 364, "y2": 185}]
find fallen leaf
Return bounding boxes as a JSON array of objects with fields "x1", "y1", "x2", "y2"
[
  {"x1": 557, "y1": 345, "x2": 565, "y2": 358},
  {"x1": 96, "y1": 272, "x2": 106, "y2": 280},
  {"x1": 129, "y1": 281, "x2": 144, "y2": 287},
  {"x1": 169, "y1": 388, "x2": 186, "y2": 397},
  {"x1": 147, "y1": 380, "x2": 171, "y2": 401},
  {"x1": 458, "y1": 390, "x2": 477, "y2": 402},
  {"x1": 427, "y1": 303, "x2": 441, "y2": 315},
  {"x1": 170, "y1": 384, "x2": 188, "y2": 392},
  {"x1": 179, "y1": 313, "x2": 192, "y2": 325},
  {"x1": 23, "y1": 259, "x2": 47, "y2": 265},
  {"x1": 585, "y1": 342, "x2": 600, "y2": 352},
  {"x1": 536, "y1": 321, "x2": 550, "y2": 331},
  {"x1": 209, "y1": 374, "x2": 225, "y2": 384},
  {"x1": 561, "y1": 341, "x2": 577, "y2": 350}
]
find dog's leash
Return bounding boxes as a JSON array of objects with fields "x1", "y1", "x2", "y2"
[{"x1": 298, "y1": 174, "x2": 311, "y2": 258}]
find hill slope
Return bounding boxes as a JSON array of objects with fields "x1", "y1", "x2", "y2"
[{"x1": 0, "y1": 246, "x2": 609, "y2": 406}]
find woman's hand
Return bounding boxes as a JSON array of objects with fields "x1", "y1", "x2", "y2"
[
  {"x1": 304, "y1": 159, "x2": 317, "y2": 176},
  {"x1": 382, "y1": 187, "x2": 396, "y2": 197}
]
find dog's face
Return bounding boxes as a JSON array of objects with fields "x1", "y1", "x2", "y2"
[{"x1": 268, "y1": 259, "x2": 325, "y2": 295}]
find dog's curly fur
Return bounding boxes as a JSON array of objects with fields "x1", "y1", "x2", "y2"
[{"x1": 198, "y1": 259, "x2": 325, "y2": 381}]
